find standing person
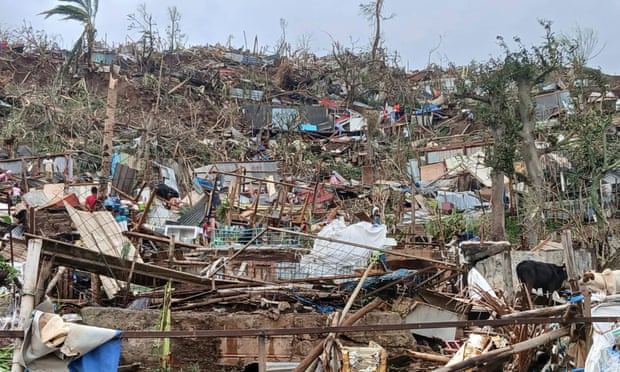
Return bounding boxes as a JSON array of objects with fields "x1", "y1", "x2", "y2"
[
  {"x1": 42, "y1": 153, "x2": 54, "y2": 181},
  {"x1": 85, "y1": 186, "x2": 98, "y2": 212},
  {"x1": 372, "y1": 206, "x2": 381, "y2": 226},
  {"x1": 394, "y1": 102, "x2": 401, "y2": 120}
]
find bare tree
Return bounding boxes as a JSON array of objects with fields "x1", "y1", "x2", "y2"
[
  {"x1": 166, "y1": 6, "x2": 186, "y2": 52},
  {"x1": 359, "y1": 0, "x2": 394, "y2": 61},
  {"x1": 560, "y1": 25, "x2": 605, "y2": 68},
  {"x1": 276, "y1": 18, "x2": 288, "y2": 56},
  {"x1": 127, "y1": 3, "x2": 158, "y2": 68}
]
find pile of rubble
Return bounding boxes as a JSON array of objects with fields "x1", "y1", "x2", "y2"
[{"x1": 0, "y1": 45, "x2": 619, "y2": 371}]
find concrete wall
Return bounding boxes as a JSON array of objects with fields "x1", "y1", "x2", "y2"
[{"x1": 475, "y1": 249, "x2": 595, "y2": 296}]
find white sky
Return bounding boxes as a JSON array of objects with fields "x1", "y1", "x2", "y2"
[{"x1": 2, "y1": 0, "x2": 620, "y2": 74}]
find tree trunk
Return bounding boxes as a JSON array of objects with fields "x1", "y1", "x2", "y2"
[
  {"x1": 517, "y1": 79, "x2": 543, "y2": 248},
  {"x1": 371, "y1": 0, "x2": 383, "y2": 60},
  {"x1": 490, "y1": 169, "x2": 506, "y2": 241},
  {"x1": 100, "y1": 73, "x2": 118, "y2": 180},
  {"x1": 489, "y1": 124, "x2": 507, "y2": 241}
]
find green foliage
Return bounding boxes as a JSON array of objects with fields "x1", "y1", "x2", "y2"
[
  {"x1": 424, "y1": 212, "x2": 482, "y2": 241},
  {"x1": 0, "y1": 344, "x2": 14, "y2": 370},
  {"x1": 332, "y1": 163, "x2": 362, "y2": 179},
  {"x1": 505, "y1": 216, "x2": 522, "y2": 244},
  {"x1": 40, "y1": 0, "x2": 99, "y2": 70},
  {"x1": 215, "y1": 200, "x2": 230, "y2": 223},
  {"x1": 0, "y1": 256, "x2": 20, "y2": 285}
]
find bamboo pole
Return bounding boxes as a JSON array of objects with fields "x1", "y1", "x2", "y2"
[
  {"x1": 292, "y1": 297, "x2": 383, "y2": 372},
  {"x1": 296, "y1": 262, "x2": 377, "y2": 371},
  {"x1": 499, "y1": 303, "x2": 572, "y2": 319},
  {"x1": 11, "y1": 239, "x2": 42, "y2": 372},
  {"x1": 408, "y1": 350, "x2": 450, "y2": 363}
]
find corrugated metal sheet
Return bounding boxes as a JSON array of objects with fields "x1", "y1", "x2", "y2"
[
  {"x1": 176, "y1": 195, "x2": 207, "y2": 226},
  {"x1": 230, "y1": 88, "x2": 264, "y2": 101},
  {"x1": 66, "y1": 204, "x2": 142, "y2": 298},
  {"x1": 21, "y1": 190, "x2": 49, "y2": 208},
  {"x1": 407, "y1": 159, "x2": 420, "y2": 182},
  {"x1": 436, "y1": 191, "x2": 489, "y2": 211},
  {"x1": 445, "y1": 153, "x2": 494, "y2": 188},
  {"x1": 111, "y1": 163, "x2": 138, "y2": 195},
  {"x1": 157, "y1": 163, "x2": 179, "y2": 194},
  {"x1": 243, "y1": 104, "x2": 328, "y2": 130},
  {"x1": 0, "y1": 160, "x2": 24, "y2": 174}
]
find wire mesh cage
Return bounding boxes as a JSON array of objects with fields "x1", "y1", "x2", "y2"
[{"x1": 210, "y1": 226, "x2": 306, "y2": 248}]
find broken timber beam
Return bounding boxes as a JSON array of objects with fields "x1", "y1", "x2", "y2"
[
  {"x1": 30, "y1": 234, "x2": 215, "y2": 288},
  {"x1": 408, "y1": 350, "x2": 450, "y2": 363},
  {"x1": 292, "y1": 297, "x2": 383, "y2": 372},
  {"x1": 433, "y1": 327, "x2": 570, "y2": 372},
  {"x1": 498, "y1": 303, "x2": 573, "y2": 319}
]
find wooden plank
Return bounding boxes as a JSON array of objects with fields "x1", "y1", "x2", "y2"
[
  {"x1": 561, "y1": 229, "x2": 578, "y2": 290},
  {"x1": 33, "y1": 235, "x2": 214, "y2": 288},
  {"x1": 11, "y1": 239, "x2": 42, "y2": 372},
  {"x1": 419, "y1": 162, "x2": 446, "y2": 181}
]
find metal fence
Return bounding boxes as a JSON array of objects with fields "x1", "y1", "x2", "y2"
[{"x1": 211, "y1": 226, "x2": 306, "y2": 248}]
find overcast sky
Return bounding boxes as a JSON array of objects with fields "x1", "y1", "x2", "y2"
[{"x1": 2, "y1": 0, "x2": 620, "y2": 74}]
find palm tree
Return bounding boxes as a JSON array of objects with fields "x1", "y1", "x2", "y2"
[{"x1": 40, "y1": 0, "x2": 99, "y2": 69}]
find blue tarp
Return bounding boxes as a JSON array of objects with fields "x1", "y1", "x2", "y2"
[
  {"x1": 292, "y1": 293, "x2": 336, "y2": 313},
  {"x1": 342, "y1": 269, "x2": 417, "y2": 292},
  {"x1": 193, "y1": 177, "x2": 215, "y2": 190},
  {"x1": 415, "y1": 104, "x2": 441, "y2": 115},
  {"x1": 68, "y1": 331, "x2": 122, "y2": 372},
  {"x1": 300, "y1": 123, "x2": 318, "y2": 132}
]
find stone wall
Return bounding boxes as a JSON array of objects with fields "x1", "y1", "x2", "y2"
[{"x1": 79, "y1": 307, "x2": 414, "y2": 369}]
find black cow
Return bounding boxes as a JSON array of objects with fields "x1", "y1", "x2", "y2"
[{"x1": 516, "y1": 260, "x2": 567, "y2": 295}]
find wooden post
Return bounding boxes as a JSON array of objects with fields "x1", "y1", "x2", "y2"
[
  {"x1": 91, "y1": 274, "x2": 101, "y2": 303},
  {"x1": 258, "y1": 334, "x2": 267, "y2": 372},
  {"x1": 583, "y1": 291, "x2": 593, "y2": 352},
  {"x1": 250, "y1": 181, "x2": 262, "y2": 227},
  {"x1": 11, "y1": 239, "x2": 42, "y2": 372},
  {"x1": 409, "y1": 174, "x2": 416, "y2": 244},
  {"x1": 294, "y1": 262, "x2": 376, "y2": 372},
  {"x1": 133, "y1": 189, "x2": 157, "y2": 232},
  {"x1": 100, "y1": 73, "x2": 118, "y2": 181},
  {"x1": 168, "y1": 236, "x2": 175, "y2": 269},
  {"x1": 503, "y1": 246, "x2": 513, "y2": 301},
  {"x1": 561, "y1": 229, "x2": 578, "y2": 291},
  {"x1": 292, "y1": 298, "x2": 383, "y2": 372}
]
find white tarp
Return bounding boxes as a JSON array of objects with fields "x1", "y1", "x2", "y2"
[
  {"x1": 585, "y1": 302, "x2": 620, "y2": 371},
  {"x1": 349, "y1": 117, "x2": 367, "y2": 131},
  {"x1": 467, "y1": 268, "x2": 498, "y2": 300},
  {"x1": 298, "y1": 220, "x2": 388, "y2": 277}
]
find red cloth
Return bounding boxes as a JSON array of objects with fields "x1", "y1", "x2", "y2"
[{"x1": 85, "y1": 194, "x2": 97, "y2": 212}]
